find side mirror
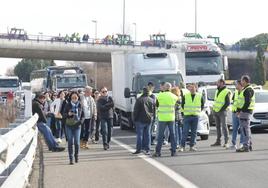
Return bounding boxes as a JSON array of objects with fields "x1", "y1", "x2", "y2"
[
  {"x1": 124, "y1": 88, "x2": 131, "y2": 98},
  {"x1": 223, "y1": 55, "x2": 228, "y2": 71}
]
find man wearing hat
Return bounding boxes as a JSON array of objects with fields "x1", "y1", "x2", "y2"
[{"x1": 132, "y1": 87, "x2": 154, "y2": 155}]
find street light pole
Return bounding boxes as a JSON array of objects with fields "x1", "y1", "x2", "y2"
[
  {"x1": 123, "y1": 0, "x2": 125, "y2": 35},
  {"x1": 195, "y1": 0, "x2": 197, "y2": 36},
  {"x1": 92, "y1": 20, "x2": 97, "y2": 39},
  {"x1": 132, "y1": 22, "x2": 136, "y2": 44}
]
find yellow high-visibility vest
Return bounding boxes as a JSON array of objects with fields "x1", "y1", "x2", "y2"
[
  {"x1": 237, "y1": 85, "x2": 255, "y2": 110},
  {"x1": 231, "y1": 90, "x2": 239, "y2": 112},
  {"x1": 213, "y1": 88, "x2": 231, "y2": 112},
  {"x1": 157, "y1": 91, "x2": 178, "y2": 121},
  {"x1": 183, "y1": 93, "x2": 202, "y2": 116}
]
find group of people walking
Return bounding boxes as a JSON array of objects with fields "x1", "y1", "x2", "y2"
[
  {"x1": 32, "y1": 74, "x2": 255, "y2": 163},
  {"x1": 132, "y1": 75, "x2": 255, "y2": 157},
  {"x1": 32, "y1": 86, "x2": 114, "y2": 165}
]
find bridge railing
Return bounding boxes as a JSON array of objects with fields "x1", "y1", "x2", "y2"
[
  {"x1": 0, "y1": 113, "x2": 39, "y2": 188},
  {"x1": 0, "y1": 32, "x2": 169, "y2": 49}
]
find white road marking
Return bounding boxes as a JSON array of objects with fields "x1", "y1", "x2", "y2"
[
  {"x1": 112, "y1": 138, "x2": 199, "y2": 188},
  {"x1": 113, "y1": 135, "x2": 136, "y2": 139}
]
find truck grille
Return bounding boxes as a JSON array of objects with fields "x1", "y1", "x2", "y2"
[{"x1": 253, "y1": 113, "x2": 268, "y2": 120}]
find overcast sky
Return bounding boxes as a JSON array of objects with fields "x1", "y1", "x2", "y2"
[{"x1": 1, "y1": 0, "x2": 268, "y2": 75}]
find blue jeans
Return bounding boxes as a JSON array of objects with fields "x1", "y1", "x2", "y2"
[
  {"x1": 232, "y1": 113, "x2": 244, "y2": 145},
  {"x1": 81, "y1": 119, "x2": 91, "y2": 141},
  {"x1": 136, "y1": 122, "x2": 151, "y2": 152},
  {"x1": 46, "y1": 117, "x2": 52, "y2": 128},
  {"x1": 66, "y1": 126, "x2": 81, "y2": 160},
  {"x1": 37, "y1": 122, "x2": 58, "y2": 150},
  {"x1": 100, "y1": 118, "x2": 113, "y2": 146},
  {"x1": 181, "y1": 116, "x2": 199, "y2": 147},
  {"x1": 155, "y1": 121, "x2": 176, "y2": 154},
  {"x1": 55, "y1": 119, "x2": 62, "y2": 139},
  {"x1": 175, "y1": 120, "x2": 182, "y2": 146}
]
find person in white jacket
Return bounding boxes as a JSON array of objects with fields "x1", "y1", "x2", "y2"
[
  {"x1": 50, "y1": 90, "x2": 66, "y2": 143},
  {"x1": 80, "y1": 86, "x2": 97, "y2": 149}
]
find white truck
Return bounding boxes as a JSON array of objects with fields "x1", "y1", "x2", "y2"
[
  {"x1": 173, "y1": 38, "x2": 228, "y2": 84},
  {"x1": 111, "y1": 51, "x2": 210, "y2": 140},
  {"x1": 51, "y1": 73, "x2": 88, "y2": 92},
  {"x1": 0, "y1": 76, "x2": 21, "y2": 101},
  {"x1": 112, "y1": 51, "x2": 185, "y2": 130}
]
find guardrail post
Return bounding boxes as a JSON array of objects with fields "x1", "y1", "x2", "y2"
[{"x1": 24, "y1": 90, "x2": 32, "y2": 118}]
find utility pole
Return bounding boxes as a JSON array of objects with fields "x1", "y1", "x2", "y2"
[
  {"x1": 123, "y1": 0, "x2": 125, "y2": 35},
  {"x1": 133, "y1": 22, "x2": 136, "y2": 44},
  {"x1": 195, "y1": 0, "x2": 197, "y2": 36},
  {"x1": 92, "y1": 20, "x2": 97, "y2": 39}
]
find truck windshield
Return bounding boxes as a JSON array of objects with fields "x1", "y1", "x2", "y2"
[
  {"x1": 56, "y1": 76, "x2": 87, "y2": 88},
  {"x1": 136, "y1": 74, "x2": 183, "y2": 93},
  {"x1": 186, "y1": 52, "x2": 223, "y2": 75},
  {"x1": 0, "y1": 79, "x2": 19, "y2": 87}
]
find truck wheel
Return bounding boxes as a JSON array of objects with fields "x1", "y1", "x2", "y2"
[{"x1": 200, "y1": 135, "x2": 209, "y2": 140}]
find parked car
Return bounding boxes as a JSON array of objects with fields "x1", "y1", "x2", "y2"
[{"x1": 236, "y1": 89, "x2": 268, "y2": 130}]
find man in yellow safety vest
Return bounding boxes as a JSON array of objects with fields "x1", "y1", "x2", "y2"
[
  {"x1": 230, "y1": 80, "x2": 244, "y2": 149},
  {"x1": 180, "y1": 83, "x2": 204, "y2": 152},
  {"x1": 211, "y1": 79, "x2": 231, "y2": 148},
  {"x1": 236, "y1": 75, "x2": 255, "y2": 152},
  {"x1": 153, "y1": 82, "x2": 178, "y2": 157}
]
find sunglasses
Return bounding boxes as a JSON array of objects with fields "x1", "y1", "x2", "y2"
[{"x1": 101, "y1": 90, "x2": 108, "y2": 93}]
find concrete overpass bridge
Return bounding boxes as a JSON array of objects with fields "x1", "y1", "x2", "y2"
[{"x1": 0, "y1": 38, "x2": 180, "y2": 62}]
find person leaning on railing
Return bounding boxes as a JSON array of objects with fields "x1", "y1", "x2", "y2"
[{"x1": 32, "y1": 92, "x2": 65, "y2": 152}]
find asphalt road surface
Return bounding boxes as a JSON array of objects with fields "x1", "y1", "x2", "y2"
[{"x1": 36, "y1": 127, "x2": 268, "y2": 188}]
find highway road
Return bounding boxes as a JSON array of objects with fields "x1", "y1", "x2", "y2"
[{"x1": 31, "y1": 127, "x2": 268, "y2": 188}]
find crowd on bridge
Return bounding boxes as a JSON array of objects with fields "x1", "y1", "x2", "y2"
[{"x1": 32, "y1": 74, "x2": 254, "y2": 164}]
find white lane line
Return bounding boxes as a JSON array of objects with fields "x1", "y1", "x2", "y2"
[
  {"x1": 113, "y1": 135, "x2": 136, "y2": 139},
  {"x1": 112, "y1": 138, "x2": 199, "y2": 188}
]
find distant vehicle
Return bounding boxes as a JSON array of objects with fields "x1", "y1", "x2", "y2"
[
  {"x1": 0, "y1": 76, "x2": 21, "y2": 100},
  {"x1": 30, "y1": 66, "x2": 84, "y2": 92},
  {"x1": 141, "y1": 34, "x2": 172, "y2": 49},
  {"x1": 113, "y1": 34, "x2": 134, "y2": 45},
  {"x1": 51, "y1": 73, "x2": 88, "y2": 92},
  {"x1": 198, "y1": 85, "x2": 236, "y2": 126},
  {"x1": 227, "y1": 89, "x2": 268, "y2": 130},
  {"x1": 0, "y1": 28, "x2": 28, "y2": 40},
  {"x1": 21, "y1": 82, "x2": 31, "y2": 90},
  {"x1": 112, "y1": 51, "x2": 185, "y2": 130},
  {"x1": 173, "y1": 33, "x2": 228, "y2": 84}
]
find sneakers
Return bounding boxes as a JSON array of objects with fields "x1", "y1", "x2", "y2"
[
  {"x1": 229, "y1": 144, "x2": 237, "y2": 150},
  {"x1": 210, "y1": 142, "x2": 221, "y2": 147},
  {"x1": 163, "y1": 141, "x2": 168, "y2": 145},
  {"x1": 132, "y1": 150, "x2": 141, "y2": 154},
  {"x1": 144, "y1": 151, "x2": 151, "y2": 155},
  {"x1": 56, "y1": 138, "x2": 62, "y2": 144},
  {"x1": 80, "y1": 141, "x2": 85, "y2": 149},
  {"x1": 69, "y1": 160, "x2": 74, "y2": 165},
  {"x1": 52, "y1": 147, "x2": 65, "y2": 152},
  {"x1": 223, "y1": 143, "x2": 229, "y2": 149},
  {"x1": 236, "y1": 146, "x2": 249, "y2": 152},
  {"x1": 178, "y1": 147, "x2": 185, "y2": 152},
  {"x1": 84, "y1": 142, "x2": 90, "y2": 149},
  {"x1": 189, "y1": 147, "x2": 197, "y2": 152},
  {"x1": 152, "y1": 152, "x2": 161, "y2": 157},
  {"x1": 171, "y1": 152, "x2": 177, "y2": 157}
]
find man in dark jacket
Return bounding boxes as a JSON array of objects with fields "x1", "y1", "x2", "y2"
[
  {"x1": 133, "y1": 87, "x2": 154, "y2": 155},
  {"x1": 32, "y1": 93, "x2": 65, "y2": 152},
  {"x1": 236, "y1": 75, "x2": 255, "y2": 152},
  {"x1": 97, "y1": 87, "x2": 114, "y2": 150}
]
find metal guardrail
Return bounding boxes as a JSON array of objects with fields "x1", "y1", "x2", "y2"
[{"x1": 0, "y1": 113, "x2": 39, "y2": 188}]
